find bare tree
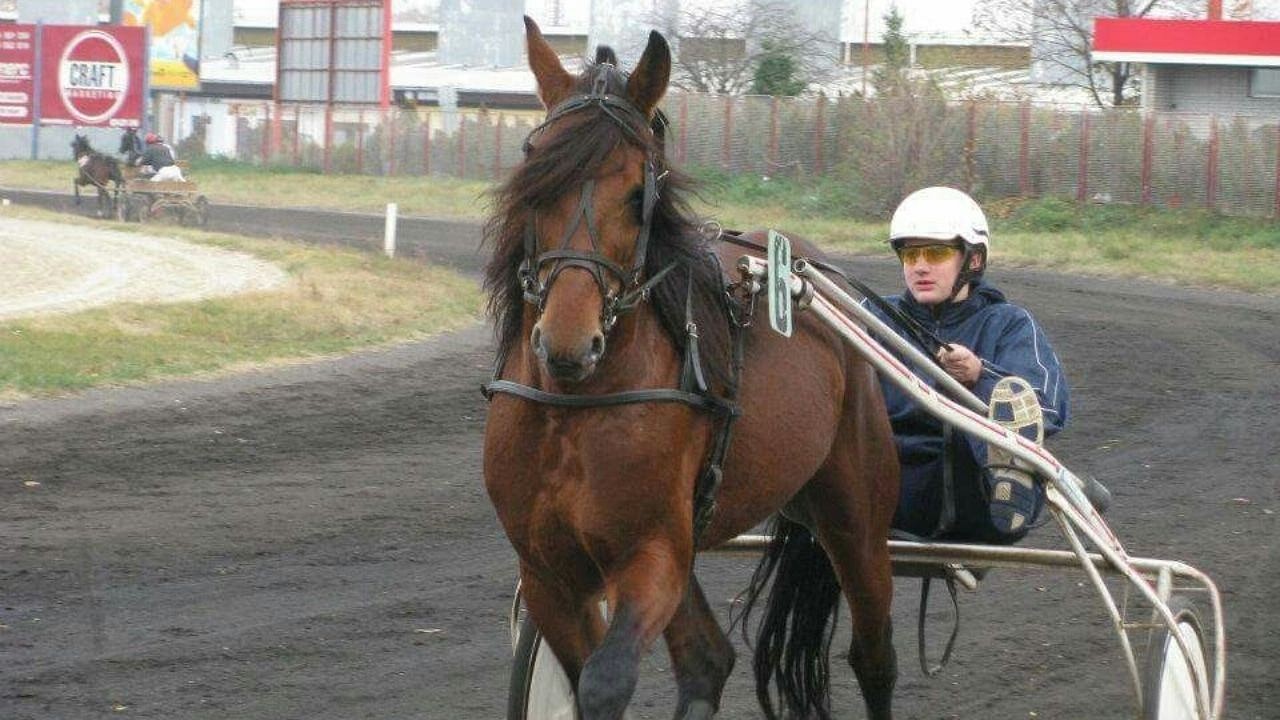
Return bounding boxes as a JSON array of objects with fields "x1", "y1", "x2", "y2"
[
  {"x1": 975, "y1": 0, "x2": 1200, "y2": 107},
  {"x1": 649, "y1": 0, "x2": 837, "y2": 95}
]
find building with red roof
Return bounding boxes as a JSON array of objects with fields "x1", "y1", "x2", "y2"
[{"x1": 1093, "y1": 15, "x2": 1280, "y2": 116}]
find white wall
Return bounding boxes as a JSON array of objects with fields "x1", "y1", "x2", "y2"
[{"x1": 1148, "y1": 64, "x2": 1280, "y2": 117}]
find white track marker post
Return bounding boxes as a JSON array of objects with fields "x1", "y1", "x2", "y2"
[{"x1": 384, "y1": 202, "x2": 398, "y2": 258}]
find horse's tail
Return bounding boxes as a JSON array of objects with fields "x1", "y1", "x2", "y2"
[
  {"x1": 108, "y1": 156, "x2": 124, "y2": 187},
  {"x1": 735, "y1": 514, "x2": 842, "y2": 720}
]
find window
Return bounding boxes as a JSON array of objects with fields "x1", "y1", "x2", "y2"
[{"x1": 1249, "y1": 68, "x2": 1280, "y2": 98}]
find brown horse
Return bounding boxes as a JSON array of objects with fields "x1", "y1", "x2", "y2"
[
  {"x1": 72, "y1": 134, "x2": 123, "y2": 218},
  {"x1": 483, "y1": 18, "x2": 900, "y2": 720}
]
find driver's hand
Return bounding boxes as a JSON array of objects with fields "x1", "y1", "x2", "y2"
[{"x1": 937, "y1": 344, "x2": 982, "y2": 387}]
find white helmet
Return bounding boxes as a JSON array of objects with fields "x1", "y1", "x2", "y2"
[{"x1": 889, "y1": 186, "x2": 989, "y2": 252}]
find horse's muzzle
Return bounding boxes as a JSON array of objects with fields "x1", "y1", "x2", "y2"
[{"x1": 531, "y1": 325, "x2": 605, "y2": 383}]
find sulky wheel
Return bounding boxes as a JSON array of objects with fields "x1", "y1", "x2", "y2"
[
  {"x1": 508, "y1": 607, "x2": 637, "y2": 720},
  {"x1": 508, "y1": 614, "x2": 577, "y2": 720},
  {"x1": 119, "y1": 196, "x2": 140, "y2": 222},
  {"x1": 194, "y1": 196, "x2": 210, "y2": 227},
  {"x1": 179, "y1": 197, "x2": 209, "y2": 227},
  {"x1": 1143, "y1": 596, "x2": 1210, "y2": 720}
]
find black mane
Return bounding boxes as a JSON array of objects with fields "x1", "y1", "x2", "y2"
[{"x1": 482, "y1": 57, "x2": 732, "y2": 386}]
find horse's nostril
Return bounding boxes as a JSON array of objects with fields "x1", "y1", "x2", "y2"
[{"x1": 589, "y1": 333, "x2": 606, "y2": 359}]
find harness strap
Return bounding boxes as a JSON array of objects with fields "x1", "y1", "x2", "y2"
[
  {"x1": 613, "y1": 261, "x2": 679, "y2": 314},
  {"x1": 693, "y1": 254, "x2": 746, "y2": 543},
  {"x1": 691, "y1": 356, "x2": 742, "y2": 541},
  {"x1": 482, "y1": 379, "x2": 738, "y2": 416},
  {"x1": 678, "y1": 267, "x2": 708, "y2": 395},
  {"x1": 933, "y1": 423, "x2": 958, "y2": 538},
  {"x1": 917, "y1": 576, "x2": 962, "y2": 677}
]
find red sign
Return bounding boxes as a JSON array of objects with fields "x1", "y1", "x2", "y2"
[
  {"x1": 39, "y1": 25, "x2": 146, "y2": 127},
  {"x1": 1094, "y1": 18, "x2": 1280, "y2": 65},
  {"x1": 0, "y1": 24, "x2": 36, "y2": 125}
]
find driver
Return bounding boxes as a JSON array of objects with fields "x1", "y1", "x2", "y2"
[
  {"x1": 866, "y1": 186, "x2": 1070, "y2": 544},
  {"x1": 135, "y1": 132, "x2": 185, "y2": 182}
]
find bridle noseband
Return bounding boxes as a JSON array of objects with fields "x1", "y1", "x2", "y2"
[{"x1": 516, "y1": 68, "x2": 674, "y2": 334}]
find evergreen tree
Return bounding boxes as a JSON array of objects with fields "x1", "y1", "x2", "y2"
[
  {"x1": 751, "y1": 41, "x2": 807, "y2": 96},
  {"x1": 873, "y1": 5, "x2": 910, "y2": 92}
]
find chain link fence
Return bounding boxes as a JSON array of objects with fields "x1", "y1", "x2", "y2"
[{"x1": 10, "y1": 90, "x2": 1278, "y2": 220}]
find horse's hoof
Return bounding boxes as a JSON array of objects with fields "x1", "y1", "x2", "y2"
[{"x1": 677, "y1": 699, "x2": 715, "y2": 720}]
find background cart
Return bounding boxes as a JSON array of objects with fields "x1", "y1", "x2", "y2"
[{"x1": 115, "y1": 175, "x2": 209, "y2": 227}]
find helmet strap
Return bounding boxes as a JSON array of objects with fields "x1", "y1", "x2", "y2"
[{"x1": 948, "y1": 245, "x2": 985, "y2": 301}]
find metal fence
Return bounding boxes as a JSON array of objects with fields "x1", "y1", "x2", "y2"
[{"x1": 6, "y1": 91, "x2": 1279, "y2": 219}]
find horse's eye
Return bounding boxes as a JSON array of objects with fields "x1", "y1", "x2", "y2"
[{"x1": 627, "y1": 187, "x2": 645, "y2": 223}]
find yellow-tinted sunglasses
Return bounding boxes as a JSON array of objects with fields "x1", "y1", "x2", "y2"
[{"x1": 895, "y1": 243, "x2": 961, "y2": 265}]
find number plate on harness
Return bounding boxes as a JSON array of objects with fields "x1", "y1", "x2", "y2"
[{"x1": 767, "y1": 230, "x2": 793, "y2": 337}]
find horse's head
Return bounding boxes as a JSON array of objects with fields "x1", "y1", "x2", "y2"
[
  {"x1": 71, "y1": 134, "x2": 90, "y2": 158},
  {"x1": 498, "y1": 17, "x2": 672, "y2": 384}
]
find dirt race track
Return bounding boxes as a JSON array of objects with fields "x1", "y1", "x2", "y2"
[{"x1": 1, "y1": 193, "x2": 1277, "y2": 719}]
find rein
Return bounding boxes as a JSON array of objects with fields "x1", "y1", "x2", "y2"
[{"x1": 710, "y1": 228, "x2": 953, "y2": 357}]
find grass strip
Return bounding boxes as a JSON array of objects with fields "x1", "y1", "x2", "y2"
[
  {"x1": 0, "y1": 206, "x2": 483, "y2": 398},
  {"x1": 2, "y1": 161, "x2": 1277, "y2": 293}
]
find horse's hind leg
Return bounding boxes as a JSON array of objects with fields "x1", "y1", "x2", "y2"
[
  {"x1": 804, "y1": 382, "x2": 901, "y2": 719},
  {"x1": 664, "y1": 576, "x2": 735, "y2": 719},
  {"x1": 825, "y1": 522, "x2": 897, "y2": 720},
  {"x1": 578, "y1": 537, "x2": 689, "y2": 720}
]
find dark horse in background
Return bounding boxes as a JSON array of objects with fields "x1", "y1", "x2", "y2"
[
  {"x1": 482, "y1": 17, "x2": 900, "y2": 720},
  {"x1": 71, "y1": 134, "x2": 123, "y2": 217},
  {"x1": 118, "y1": 127, "x2": 143, "y2": 167}
]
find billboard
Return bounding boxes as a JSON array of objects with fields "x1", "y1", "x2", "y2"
[
  {"x1": 277, "y1": 0, "x2": 391, "y2": 106},
  {"x1": 124, "y1": 0, "x2": 202, "y2": 89},
  {"x1": 40, "y1": 25, "x2": 147, "y2": 126},
  {"x1": 0, "y1": 24, "x2": 146, "y2": 127},
  {"x1": 0, "y1": 25, "x2": 36, "y2": 125}
]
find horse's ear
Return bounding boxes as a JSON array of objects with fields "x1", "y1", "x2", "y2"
[
  {"x1": 626, "y1": 31, "x2": 671, "y2": 118},
  {"x1": 595, "y1": 45, "x2": 618, "y2": 65},
  {"x1": 524, "y1": 15, "x2": 572, "y2": 110}
]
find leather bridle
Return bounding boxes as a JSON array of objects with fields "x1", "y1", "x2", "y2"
[
  {"x1": 516, "y1": 68, "x2": 675, "y2": 334},
  {"x1": 485, "y1": 68, "x2": 741, "y2": 543}
]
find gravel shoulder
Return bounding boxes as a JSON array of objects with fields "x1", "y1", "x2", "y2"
[{"x1": 0, "y1": 216, "x2": 287, "y2": 320}]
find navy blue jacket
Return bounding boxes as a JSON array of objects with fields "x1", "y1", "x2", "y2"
[{"x1": 865, "y1": 280, "x2": 1070, "y2": 533}]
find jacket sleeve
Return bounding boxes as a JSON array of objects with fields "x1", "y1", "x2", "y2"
[{"x1": 971, "y1": 307, "x2": 1070, "y2": 435}]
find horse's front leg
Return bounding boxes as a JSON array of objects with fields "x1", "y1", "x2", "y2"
[
  {"x1": 664, "y1": 576, "x2": 735, "y2": 720},
  {"x1": 73, "y1": 178, "x2": 81, "y2": 205},
  {"x1": 520, "y1": 569, "x2": 605, "y2": 689},
  {"x1": 578, "y1": 535, "x2": 690, "y2": 720}
]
